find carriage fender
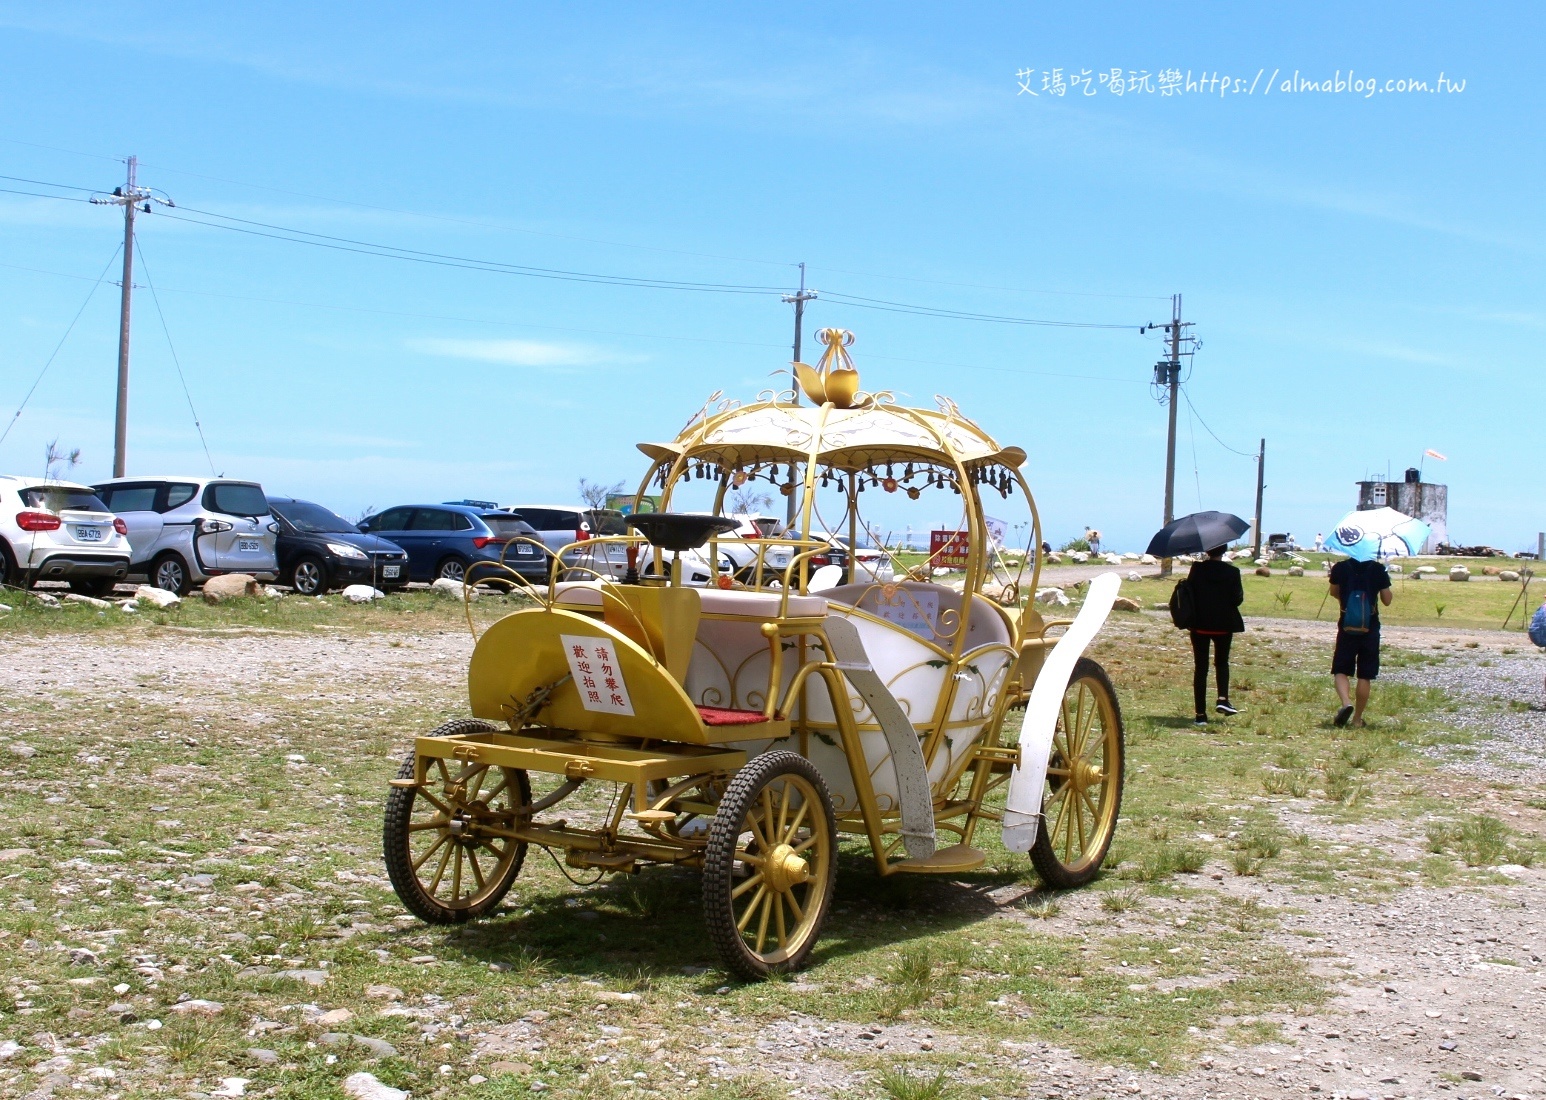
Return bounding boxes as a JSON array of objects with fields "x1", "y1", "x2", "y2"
[{"x1": 1001, "y1": 571, "x2": 1122, "y2": 853}]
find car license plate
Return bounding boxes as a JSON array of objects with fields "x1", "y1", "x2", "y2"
[
  {"x1": 238, "y1": 539, "x2": 261, "y2": 552},
  {"x1": 382, "y1": 565, "x2": 401, "y2": 579},
  {"x1": 73, "y1": 525, "x2": 104, "y2": 542},
  {"x1": 516, "y1": 545, "x2": 534, "y2": 556}
]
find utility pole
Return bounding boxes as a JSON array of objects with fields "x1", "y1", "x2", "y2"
[
  {"x1": 1150, "y1": 294, "x2": 1193, "y2": 576},
  {"x1": 1251, "y1": 438, "x2": 1267, "y2": 559},
  {"x1": 781, "y1": 263, "x2": 817, "y2": 525},
  {"x1": 91, "y1": 156, "x2": 172, "y2": 477}
]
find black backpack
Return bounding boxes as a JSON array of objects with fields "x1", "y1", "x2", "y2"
[{"x1": 1168, "y1": 578, "x2": 1195, "y2": 630}]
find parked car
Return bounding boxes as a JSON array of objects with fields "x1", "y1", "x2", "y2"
[
  {"x1": 706, "y1": 513, "x2": 793, "y2": 582},
  {"x1": 0, "y1": 476, "x2": 131, "y2": 595},
  {"x1": 267, "y1": 497, "x2": 411, "y2": 595},
  {"x1": 503, "y1": 504, "x2": 724, "y2": 585},
  {"x1": 358, "y1": 504, "x2": 549, "y2": 586},
  {"x1": 819, "y1": 533, "x2": 894, "y2": 583},
  {"x1": 92, "y1": 477, "x2": 278, "y2": 595}
]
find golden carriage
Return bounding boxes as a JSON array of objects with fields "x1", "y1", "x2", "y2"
[{"x1": 383, "y1": 330, "x2": 1126, "y2": 978}]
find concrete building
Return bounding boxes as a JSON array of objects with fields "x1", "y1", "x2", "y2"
[{"x1": 1356, "y1": 468, "x2": 1447, "y2": 552}]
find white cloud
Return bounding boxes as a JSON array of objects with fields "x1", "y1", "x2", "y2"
[{"x1": 406, "y1": 337, "x2": 646, "y2": 369}]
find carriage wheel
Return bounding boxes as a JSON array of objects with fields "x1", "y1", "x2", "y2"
[
  {"x1": 702, "y1": 751, "x2": 836, "y2": 980},
  {"x1": 1029, "y1": 657, "x2": 1124, "y2": 889},
  {"x1": 383, "y1": 719, "x2": 531, "y2": 924}
]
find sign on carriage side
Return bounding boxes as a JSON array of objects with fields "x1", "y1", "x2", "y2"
[
  {"x1": 561, "y1": 635, "x2": 636, "y2": 715},
  {"x1": 872, "y1": 587, "x2": 939, "y2": 638}
]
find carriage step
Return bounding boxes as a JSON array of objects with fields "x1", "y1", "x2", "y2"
[{"x1": 892, "y1": 844, "x2": 987, "y2": 874}]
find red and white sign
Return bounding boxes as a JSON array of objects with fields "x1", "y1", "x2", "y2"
[
  {"x1": 930, "y1": 529, "x2": 970, "y2": 569},
  {"x1": 561, "y1": 635, "x2": 635, "y2": 716}
]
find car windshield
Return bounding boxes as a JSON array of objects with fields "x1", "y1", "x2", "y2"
[
  {"x1": 586, "y1": 509, "x2": 628, "y2": 536},
  {"x1": 21, "y1": 487, "x2": 108, "y2": 513},
  {"x1": 480, "y1": 515, "x2": 538, "y2": 537},
  {"x1": 208, "y1": 483, "x2": 271, "y2": 517},
  {"x1": 272, "y1": 500, "x2": 356, "y2": 533}
]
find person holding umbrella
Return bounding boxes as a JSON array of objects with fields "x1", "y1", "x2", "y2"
[{"x1": 1148, "y1": 511, "x2": 1252, "y2": 727}]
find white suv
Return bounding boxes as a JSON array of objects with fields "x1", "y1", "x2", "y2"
[
  {"x1": 0, "y1": 476, "x2": 132, "y2": 596},
  {"x1": 94, "y1": 477, "x2": 280, "y2": 594}
]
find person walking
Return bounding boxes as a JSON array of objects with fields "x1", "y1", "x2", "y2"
[
  {"x1": 1328, "y1": 555, "x2": 1394, "y2": 727},
  {"x1": 1186, "y1": 544, "x2": 1245, "y2": 726}
]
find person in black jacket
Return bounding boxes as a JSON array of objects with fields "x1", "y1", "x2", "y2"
[{"x1": 1186, "y1": 545, "x2": 1246, "y2": 726}]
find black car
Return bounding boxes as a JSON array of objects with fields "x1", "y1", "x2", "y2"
[
  {"x1": 268, "y1": 497, "x2": 412, "y2": 595},
  {"x1": 358, "y1": 504, "x2": 551, "y2": 587}
]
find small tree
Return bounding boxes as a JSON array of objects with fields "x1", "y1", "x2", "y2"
[
  {"x1": 729, "y1": 485, "x2": 774, "y2": 516},
  {"x1": 579, "y1": 478, "x2": 626, "y2": 510},
  {"x1": 43, "y1": 439, "x2": 81, "y2": 481}
]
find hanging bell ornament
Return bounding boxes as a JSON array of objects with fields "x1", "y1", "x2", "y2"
[
  {"x1": 732, "y1": 470, "x2": 748, "y2": 488},
  {"x1": 906, "y1": 487, "x2": 921, "y2": 500},
  {"x1": 882, "y1": 477, "x2": 898, "y2": 493},
  {"x1": 780, "y1": 482, "x2": 794, "y2": 496}
]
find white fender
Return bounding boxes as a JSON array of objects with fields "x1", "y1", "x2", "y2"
[{"x1": 1001, "y1": 571, "x2": 1122, "y2": 853}]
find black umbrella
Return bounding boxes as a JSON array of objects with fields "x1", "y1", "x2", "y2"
[{"x1": 1145, "y1": 511, "x2": 1251, "y2": 558}]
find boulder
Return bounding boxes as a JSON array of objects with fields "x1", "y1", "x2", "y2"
[
  {"x1": 63, "y1": 593, "x2": 113, "y2": 609},
  {"x1": 1070, "y1": 551, "x2": 1089, "y2": 563},
  {"x1": 1044, "y1": 551, "x2": 1063, "y2": 564},
  {"x1": 1140, "y1": 553, "x2": 1157, "y2": 565},
  {"x1": 169, "y1": 998, "x2": 224, "y2": 1017},
  {"x1": 1102, "y1": 553, "x2": 1123, "y2": 566},
  {"x1": 1499, "y1": 570, "x2": 1521, "y2": 582},
  {"x1": 1287, "y1": 565, "x2": 1304, "y2": 577},
  {"x1": 262, "y1": 585, "x2": 287, "y2": 599},
  {"x1": 1034, "y1": 587, "x2": 1070, "y2": 607},
  {"x1": 1448, "y1": 566, "x2": 1470, "y2": 582},
  {"x1": 1415, "y1": 565, "x2": 1438, "y2": 575},
  {"x1": 202, "y1": 574, "x2": 260, "y2": 602},
  {"x1": 1112, "y1": 596, "x2": 1142, "y2": 612},
  {"x1": 1387, "y1": 563, "x2": 1403, "y2": 574},
  {"x1": 1122, "y1": 552, "x2": 1140, "y2": 561},
  {"x1": 1126, "y1": 571, "x2": 1142, "y2": 582},
  {"x1": 30, "y1": 591, "x2": 60, "y2": 607},
  {"x1": 118, "y1": 599, "x2": 139, "y2": 613},
  {"x1": 342, "y1": 585, "x2": 385, "y2": 604},
  {"x1": 134, "y1": 585, "x2": 181, "y2": 608},
  {"x1": 1482, "y1": 566, "x2": 1500, "y2": 576},
  {"x1": 342, "y1": 1074, "x2": 409, "y2": 1100},
  {"x1": 430, "y1": 577, "x2": 480, "y2": 600},
  {"x1": 1254, "y1": 566, "x2": 1272, "y2": 577}
]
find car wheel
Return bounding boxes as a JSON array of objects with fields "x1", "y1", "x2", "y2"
[
  {"x1": 435, "y1": 557, "x2": 468, "y2": 583},
  {"x1": 0, "y1": 541, "x2": 17, "y2": 589},
  {"x1": 68, "y1": 578, "x2": 119, "y2": 599},
  {"x1": 289, "y1": 556, "x2": 328, "y2": 596},
  {"x1": 151, "y1": 553, "x2": 191, "y2": 596}
]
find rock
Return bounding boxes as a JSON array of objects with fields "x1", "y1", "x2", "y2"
[
  {"x1": 7, "y1": 743, "x2": 37, "y2": 759},
  {"x1": 63, "y1": 593, "x2": 113, "y2": 608},
  {"x1": 1254, "y1": 566, "x2": 1272, "y2": 577},
  {"x1": 1122, "y1": 552, "x2": 1140, "y2": 561},
  {"x1": 1460, "y1": 1070, "x2": 1483, "y2": 1082},
  {"x1": 1044, "y1": 551, "x2": 1063, "y2": 563},
  {"x1": 1121, "y1": 571, "x2": 1137, "y2": 582},
  {"x1": 119, "y1": 600, "x2": 138, "y2": 613},
  {"x1": 1140, "y1": 553, "x2": 1157, "y2": 564},
  {"x1": 262, "y1": 585, "x2": 287, "y2": 599},
  {"x1": 1387, "y1": 563, "x2": 1403, "y2": 574},
  {"x1": 1070, "y1": 551, "x2": 1089, "y2": 563},
  {"x1": 245, "y1": 1048, "x2": 280, "y2": 1065},
  {"x1": 169, "y1": 998, "x2": 223, "y2": 1016},
  {"x1": 1499, "y1": 569, "x2": 1521, "y2": 582},
  {"x1": 1415, "y1": 565, "x2": 1438, "y2": 574},
  {"x1": 365, "y1": 984, "x2": 404, "y2": 1001},
  {"x1": 1254, "y1": 557, "x2": 1269, "y2": 567},
  {"x1": 317, "y1": 1007, "x2": 355, "y2": 1026},
  {"x1": 0, "y1": 1040, "x2": 22, "y2": 1060},
  {"x1": 68, "y1": 947, "x2": 100, "y2": 966},
  {"x1": 342, "y1": 1072, "x2": 409, "y2": 1100},
  {"x1": 342, "y1": 585, "x2": 385, "y2": 603},
  {"x1": 321, "y1": 1033, "x2": 397, "y2": 1059},
  {"x1": 108, "y1": 1003, "x2": 137, "y2": 1023},
  {"x1": 1112, "y1": 596, "x2": 1142, "y2": 612},
  {"x1": 203, "y1": 574, "x2": 260, "y2": 602},
  {"x1": 0, "y1": 604, "x2": 10, "y2": 613},
  {"x1": 1448, "y1": 566, "x2": 1470, "y2": 581},
  {"x1": 1482, "y1": 565, "x2": 1499, "y2": 576},
  {"x1": 1034, "y1": 587, "x2": 1070, "y2": 607},
  {"x1": 595, "y1": 991, "x2": 641, "y2": 1003},
  {"x1": 211, "y1": 1078, "x2": 250, "y2": 1097},
  {"x1": 1102, "y1": 553, "x2": 1123, "y2": 565},
  {"x1": 30, "y1": 591, "x2": 60, "y2": 606},
  {"x1": 134, "y1": 585, "x2": 181, "y2": 608},
  {"x1": 275, "y1": 968, "x2": 329, "y2": 986},
  {"x1": 431, "y1": 577, "x2": 479, "y2": 600},
  {"x1": 1287, "y1": 565, "x2": 1304, "y2": 577},
  {"x1": 491, "y1": 1061, "x2": 533, "y2": 1076}
]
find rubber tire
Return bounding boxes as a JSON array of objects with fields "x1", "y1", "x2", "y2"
[
  {"x1": 383, "y1": 718, "x2": 530, "y2": 925},
  {"x1": 151, "y1": 553, "x2": 191, "y2": 596},
  {"x1": 435, "y1": 557, "x2": 468, "y2": 583},
  {"x1": 289, "y1": 556, "x2": 329, "y2": 596},
  {"x1": 702, "y1": 750, "x2": 837, "y2": 980},
  {"x1": 0, "y1": 540, "x2": 19, "y2": 589},
  {"x1": 69, "y1": 577, "x2": 119, "y2": 598},
  {"x1": 1028, "y1": 657, "x2": 1125, "y2": 890}
]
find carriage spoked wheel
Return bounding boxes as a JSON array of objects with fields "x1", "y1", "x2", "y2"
[
  {"x1": 703, "y1": 751, "x2": 837, "y2": 980},
  {"x1": 384, "y1": 719, "x2": 532, "y2": 923},
  {"x1": 1029, "y1": 657, "x2": 1125, "y2": 889}
]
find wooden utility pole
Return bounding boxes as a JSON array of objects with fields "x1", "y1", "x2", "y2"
[
  {"x1": 1251, "y1": 438, "x2": 1267, "y2": 558},
  {"x1": 91, "y1": 156, "x2": 172, "y2": 477},
  {"x1": 781, "y1": 263, "x2": 817, "y2": 525},
  {"x1": 1155, "y1": 294, "x2": 1188, "y2": 576}
]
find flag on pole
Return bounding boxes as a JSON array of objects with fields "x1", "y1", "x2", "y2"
[{"x1": 1424, "y1": 449, "x2": 1448, "y2": 460}]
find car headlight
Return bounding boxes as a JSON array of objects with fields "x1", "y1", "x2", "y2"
[{"x1": 325, "y1": 542, "x2": 368, "y2": 560}]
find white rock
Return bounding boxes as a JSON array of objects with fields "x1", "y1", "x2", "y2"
[
  {"x1": 343, "y1": 1072, "x2": 409, "y2": 1100},
  {"x1": 1035, "y1": 587, "x2": 1071, "y2": 607},
  {"x1": 1140, "y1": 554, "x2": 1157, "y2": 565},
  {"x1": 1287, "y1": 566, "x2": 1304, "y2": 577},
  {"x1": 1494, "y1": 863, "x2": 1528, "y2": 877},
  {"x1": 262, "y1": 585, "x2": 287, "y2": 599},
  {"x1": 202, "y1": 574, "x2": 260, "y2": 602},
  {"x1": 0, "y1": 604, "x2": 10, "y2": 613},
  {"x1": 430, "y1": 577, "x2": 480, "y2": 600},
  {"x1": 7, "y1": 743, "x2": 38, "y2": 759},
  {"x1": 118, "y1": 599, "x2": 139, "y2": 612},
  {"x1": 169, "y1": 998, "x2": 224, "y2": 1016},
  {"x1": 212, "y1": 1079, "x2": 250, "y2": 1098},
  {"x1": 0, "y1": 1040, "x2": 22, "y2": 1060},
  {"x1": 1070, "y1": 551, "x2": 1089, "y2": 563},
  {"x1": 63, "y1": 593, "x2": 113, "y2": 609},
  {"x1": 1387, "y1": 563, "x2": 1403, "y2": 574},
  {"x1": 1102, "y1": 553, "x2": 1123, "y2": 565},
  {"x1": 1499, "y1": 570, "x2": 1521, "y2": 582},
  {"x1": 1122, "y1": 552, "x2": 1140, "y2": 561},
  {"x1": 30, "y1": 591, "x2": 60, "y2": 607},
  {"x1": 1127, "y1": 571, "x2": 1142, "y2": 582},
  {"x1": 342, "y1": 585, "x2": 385, "y2": 604},
  {"x1": 134, "y1": 585, "x2": 181, "y2": 608},
  {"x1": 1448, "y1": 566, "x2": 1470, "y2": 582},
  {"x1": 1415, "y1": 565, "x2": 1438, "y2": 575},
  {"x1": 1044, "y1": 551, "x2": 1063, "y2": 563}
]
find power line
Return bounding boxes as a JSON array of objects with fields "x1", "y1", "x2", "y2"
[
  {"x1": 819, "y1": 290, "x2": 1136, "y2": 330},
  {"x1": 133, "y1": 238, "x2": 217, "y2": 476},
  {"x1": 0, "y1": 173, "x2": 97, "y2": 193},
  {"x1": 1180, "y1": 386, "x2": 1256, "y2": 458},
  {"x1": 0, "y1": 243, "x2": 122, "y2": 448},
  {"x1": 813, "y1": 265, "x2": 1171, "y2": 302}
]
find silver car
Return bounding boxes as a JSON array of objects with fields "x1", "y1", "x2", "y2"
[{"x1": 93, "y1": 477, "x2": 280, "y2": 594}]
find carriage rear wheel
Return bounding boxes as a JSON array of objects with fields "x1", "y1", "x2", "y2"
[
  {"x1": 702, "y1": 751, "x2": 836, "y2": 980},
  {"x1": 1029, "y1": 657, "x2": 1124, "y2": 889},
  {"x1": 384, "y1": 719, "x2": 531, "y2": 923}
]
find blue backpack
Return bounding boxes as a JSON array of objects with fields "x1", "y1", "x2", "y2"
[
  {"x1": 1342, "y1": 562, "x2": 1374, "y2": 634},
  {"x1": 1530, "y1": 601, "x2": 1546, "y2": 648}
]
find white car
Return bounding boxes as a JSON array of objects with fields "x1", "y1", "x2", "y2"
[
  {"x1": 504, "y1": 504, "x2": 727, "y2": 586},
  {"x1": 709, "y1": 513, "x2": 795, "y2": 582},
  {"x1": 0, "y1": 476, "x2": 132, "y2": 596},
  {"x1": 94, "y1": 477, "x2": 280, "y2": 594}
]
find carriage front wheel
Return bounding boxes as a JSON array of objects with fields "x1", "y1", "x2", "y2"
[
  {"x1": 383, "y1": 719, "x2": 532, "y2": 923},
  {"x1": 1030, "y1": 657, "x2": 1125, "y2": 889},
  {"x1": 702, "y1": 750, "x2": 837, "y2": 980}
]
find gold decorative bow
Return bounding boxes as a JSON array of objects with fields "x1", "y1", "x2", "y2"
[{"x1": 793, "y1": 328, "x2": 861, "y2": 408}]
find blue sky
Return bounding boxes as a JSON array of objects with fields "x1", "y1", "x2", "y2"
[{"x1": 1, "y1": 3, "x2": 1540, "y2": 551}]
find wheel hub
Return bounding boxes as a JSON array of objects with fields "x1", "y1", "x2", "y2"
[
  {"x1": 762, "y1": 843, "x2": 810, "y2": 893},
  {"x1": 1072, "y1": 761, "x2": 1104, "y2": 790}
]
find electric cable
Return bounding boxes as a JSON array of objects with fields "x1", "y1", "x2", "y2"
[
  {"x1": 1180, "y1": 386, "x2": 1256, "y2": 458},
  {"x1": 0, "y1": 243, "x2": 122, "y2": 448},
  {"x1": 818, "y1": 290, "x2": 1136, "y2": 330},
  {"x1": 133, "y1": 238, "x2": 218, "y2": 476}
]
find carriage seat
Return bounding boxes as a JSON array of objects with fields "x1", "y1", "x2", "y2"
[
  {"x1": 822, "y1": 581, "x2": 1013, "y2": 648},
  {"x1": 551, "y1": 580, "x2": 826, "y2": 620}
]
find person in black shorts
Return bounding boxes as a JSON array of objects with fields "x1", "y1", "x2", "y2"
[{"x1": 1328, "y1": 556, "x2": 1393, "y2": 727}]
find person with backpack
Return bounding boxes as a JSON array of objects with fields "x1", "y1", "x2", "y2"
[
  {"x1": 1175, "y1": 544, "x2": 1245, "y2": 727},
  {"x1": 1328, "y1": 555, "x2": 1394, "y2": 727},
  {"x1": 1529, "y1": 597, "x2": 1546, "y2": 693}
]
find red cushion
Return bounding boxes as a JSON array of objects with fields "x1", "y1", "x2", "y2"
[{"x1": 696, "y1": 706, "x2": 768, "y2": 727}]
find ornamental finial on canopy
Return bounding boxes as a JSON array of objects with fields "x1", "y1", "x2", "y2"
[{"x1": 792, "y1": 327, "x2": 861, "y2": 408}]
